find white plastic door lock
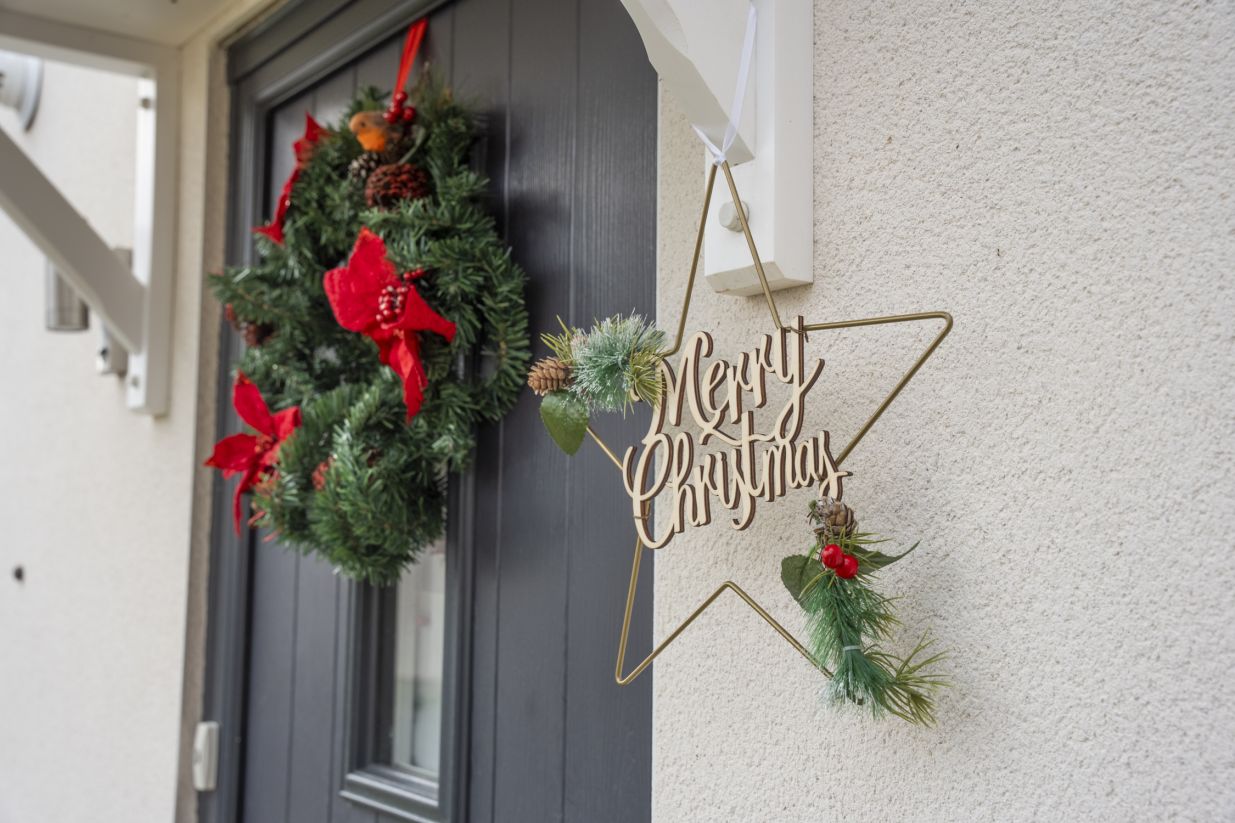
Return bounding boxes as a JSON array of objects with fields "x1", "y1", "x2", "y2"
[{"x1": 192, "y1": 721, "x2": 219, "y2": 792}]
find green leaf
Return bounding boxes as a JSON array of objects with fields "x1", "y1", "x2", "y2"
[
  {"x1": 540, "y1": 391, "x2": 589, "y2": 455},
  {"x1": 851, "y1": 541, "x2": 919, "y2": 574},
  {"x1": 780, "y1": 554, "x2": 823, "y2": 604}
]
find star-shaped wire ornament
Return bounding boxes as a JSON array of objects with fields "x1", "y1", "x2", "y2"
[{"x1": 584, "y1": 161, "x2": 953, "y2": 685}]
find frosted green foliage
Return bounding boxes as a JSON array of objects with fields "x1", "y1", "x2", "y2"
[{"x1": 569, "y1": 313, "x2": 666, "y2": 412}]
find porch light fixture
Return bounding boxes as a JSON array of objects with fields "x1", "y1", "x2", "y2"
[
  {"x1": 44, "y1": 250, "x2": 132, "y2": 376},
  {"x1": 0, "y1": 49, "x2": 42, "y2": 130},
  {"x1": 44, "y1": 260, "x2": 88, "y2": 331}
]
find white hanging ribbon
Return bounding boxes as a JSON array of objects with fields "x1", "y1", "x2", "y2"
[{"x1": 692, "y1": 3, "x2": 758, "y2": 165}]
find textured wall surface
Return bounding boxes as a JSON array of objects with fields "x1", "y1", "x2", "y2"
[
  {"x1": 652, "y1": 1, "x2": 1235, "y2": 820},
  {"x1": 0, "y1": 61, "x2": 201, "y2": 822}
]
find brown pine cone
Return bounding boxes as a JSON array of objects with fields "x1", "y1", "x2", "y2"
[
  {"x1": 812, "y1": 496, "x2": 858, "y2": 539},
  {"x1": 527, "y1": 357, "x2": 572, "y2": 396},
  {"x1": 243, "y1": 322, "x2": 274, "y2": 347},
  {"x1": 226, "y1": 304, "x2": 273, "y2": 347},
  {"x1": 365, "y1": 162, "x2": 431, "y2": 208},
  {"x1": 348, "y1": 150, "x2": 392, "y2": 185}
]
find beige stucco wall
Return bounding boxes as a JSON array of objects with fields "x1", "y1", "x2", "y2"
[
  {"x1": 652, "y1": 2, "x2": 1235, "y2": 821},
  {"x1": 0, "y1": 61, "x2": 199, "y2": 822}
]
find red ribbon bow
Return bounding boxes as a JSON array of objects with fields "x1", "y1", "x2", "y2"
[
  {"x1": 253, "y1": 113, "x2": 330, "y2": 245},
  {"x1": 324, "y1": 228, "x2": 456, "y2": 420},
  {"x1": 205, "y1": 372, "x2": 302, "y2": 531},
  {"x1": 394, "y1": 19, "x2": 427, "y2": 100}
]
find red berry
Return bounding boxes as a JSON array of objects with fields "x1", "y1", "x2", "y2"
[
  {"x1": 383, "y1": 109, "x2": 398, "y2": 124},
  {"x1": 393, "y1": 90, "x2": 408, "y2": 105},
  {"x1": 401, "y1": 106, "x2": 415, "y2": 123},
  {"x1": 820, "y1": 543, "x2": 843, "y2": 569},
  {"x1": 836, "y1": 554, "x2": 859, "y2": 579}
]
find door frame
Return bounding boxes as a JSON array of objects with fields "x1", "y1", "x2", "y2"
[{"x1": 199, "y1": 3, "x2": 456, "y2": 821}]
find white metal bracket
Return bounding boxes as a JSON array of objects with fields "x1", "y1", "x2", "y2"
[
  {"x1": 0, "y1": 10, "x2": 178, "y2": 415},
  {"x1": 621, "y1": 0, "x2": 813, "y2": 296}
]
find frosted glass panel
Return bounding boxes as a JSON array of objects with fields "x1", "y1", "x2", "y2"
[{"x1": 389, "y1": 539, "x2": 446, "y2": 776}]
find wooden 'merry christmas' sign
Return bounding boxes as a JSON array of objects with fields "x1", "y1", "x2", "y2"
[{"x1": 622, "y1": 320, "x2": 849, "y2": 550}]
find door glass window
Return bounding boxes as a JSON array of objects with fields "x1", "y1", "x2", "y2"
[
  {"x1": 347, "y1": 521, "x2": 455, "y2": 819},
  {"x1": 388, "y1": 539, "x2": 446, "y2": 778}
]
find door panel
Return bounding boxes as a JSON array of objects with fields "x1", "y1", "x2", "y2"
[
  {"x1": 487, "y1": 0, "x2": 579, "y2": 819},
  {"x1": 210, "y1": 2, "x2": 656, "y2": 822},
  {"x1": 565, "y1": 2, "x2": 658, "y2": 817}
]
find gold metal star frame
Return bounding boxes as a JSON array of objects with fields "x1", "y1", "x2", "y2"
[{"x1": 584, "y1": 161, "x2": 952, "y2": 686}]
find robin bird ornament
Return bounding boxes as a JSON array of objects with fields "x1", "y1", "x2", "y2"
[{"x1": 349, "y1": 110, "x2": 396, "y2": 153}]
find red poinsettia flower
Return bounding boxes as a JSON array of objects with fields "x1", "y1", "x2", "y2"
[
  {"x1": 324, "y1": 228, "x2": 456, "y2": 419},
  {"x1": 205, "y1": 372, "x2": 302, "y2": 531},
  {"x1": 254, "y1": 113, "x2": 330, "y2": 245}
]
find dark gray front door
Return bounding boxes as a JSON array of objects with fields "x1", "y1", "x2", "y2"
[{"x1": 201, "y1": 1, "x2": 656, "y2": 822}]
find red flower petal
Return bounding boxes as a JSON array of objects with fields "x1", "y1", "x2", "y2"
[
  {"x1": 386, "y1": 335, "x2": 428, "y2": 420},
  {"x1": 233, "y1": 372, "x2": 276, "y2": 436},
  {"x1": 303, "y1": 113, "x2": 327, "y2": 142},
  {"x1": 324, "y1": 229, "x2": 396, "y2": 333},
  {"x1": 395, "y1": 283, "x2": 457, "y2": 342},
  {"x1": 253, "y1": 170, "x2": 299, "y2": 246},
  {"x1": 271, "y1": 406, "x2": 302, "y2": 442},
  {"x1": 204, "y1": 432, "x2": 259, "y2": 477},
  {"x1": 253, "y1": 114, "x2": 327, "y2": 244},
  {"x1": 294, "y1": 114, "x2": 328, "y2": 167},
  {"x1": 231, "y1": 465, "x2": 263, "y2": 533},
  {"x1": 253, "y1": 222, "x2": 284, "y2": 244},
  {"x1": 233, "y1": 483, "x2": 246, "y2": 533}
]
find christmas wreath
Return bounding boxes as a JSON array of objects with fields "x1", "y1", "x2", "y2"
[{"x1": 208, "y1": 21, "x2": 530, "y2": 584}]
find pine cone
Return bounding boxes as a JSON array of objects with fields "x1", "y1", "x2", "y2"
[
  {"x1": 226, "y1": 303, "x2": 273, "y2": 347},
  {"x1": 527, "y1": 357, "x2": 572, "y2": 396},
  {"x1": 812, "y1": 496, "x2": 858, "y2": 539},
  {"x1": 345, "y1": 150, "x2": 397, "y2": 185},
  {"x1": 243, "y1": 322, "x2": 274, "y2": 347},
  {"x1": 365, "y1": 162, "x2": 431, "y2": 208},
  {"x1": 348, "y1": 151, "x2": 380, "y2": 182}
]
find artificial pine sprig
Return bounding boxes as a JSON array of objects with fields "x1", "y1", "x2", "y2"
[
  {"x1": 782, "y1": 501, "x2": 949, "y2": 725},
  {"x1": 541, "y1": 313, "x2": 665, "y2": 411},
  {"x1": 572, "y1": 314, "x2": 665, "y2": 411},
  {"x1": 539, "y1": 317, "x2": 578, "y2": 366},
  {"x1": 533, "y1": 313, "x2": 665, "y2": 453}
]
